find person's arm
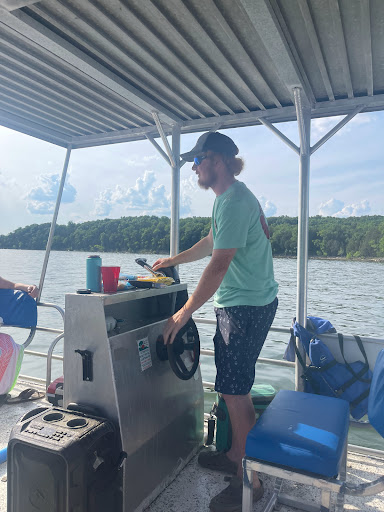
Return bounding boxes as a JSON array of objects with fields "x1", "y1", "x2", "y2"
[
  {"x1": 162, "y1": 247, "x2": 236, "y2": 344},
  {"x1": 152, "y1": 229, "x2": 213, "y2": 270},
  {"x1": 0, "y1": 276, "x2": 39, "y2": 299}
]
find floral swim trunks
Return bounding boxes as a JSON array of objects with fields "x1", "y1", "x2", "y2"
[{"x1": 213, "y1": 297, "x2": 278, "y2": 395}]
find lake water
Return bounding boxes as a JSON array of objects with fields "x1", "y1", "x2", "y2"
[{"x1": 1, "y1": 249, "x2": 383, "y2": 449}]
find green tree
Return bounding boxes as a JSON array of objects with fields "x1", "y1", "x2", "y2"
[{"x1": 0, "y1": 215, "x2": 382, "y2": 258}]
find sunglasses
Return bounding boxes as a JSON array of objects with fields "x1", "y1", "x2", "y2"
[{"x1": 194, "y1": 155, "x2": 208, "y2": 166}]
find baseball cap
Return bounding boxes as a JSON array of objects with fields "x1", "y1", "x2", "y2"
[{"x1": 180, "y1": 132, "x2": 239, "y2": 162}]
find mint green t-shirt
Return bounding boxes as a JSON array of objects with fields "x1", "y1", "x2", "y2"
[{"x1": 212, "y1": 181, "x2": 278, "y2": 308}]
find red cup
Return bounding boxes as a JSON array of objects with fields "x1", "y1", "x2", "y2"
[{"x1": 101, "y1": 266, "x2": 120, "y2": 293}]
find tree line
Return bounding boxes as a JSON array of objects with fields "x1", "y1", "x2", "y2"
[{"x1": 0, "y1": 215, "x2": 383, "y2": 258}]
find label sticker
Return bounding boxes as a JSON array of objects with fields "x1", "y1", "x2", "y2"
[{"x1": 137, "y1": 337, "x2": 152, "y2": 371}]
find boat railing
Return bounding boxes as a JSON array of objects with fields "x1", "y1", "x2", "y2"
[
  {"x1": 196, "y1": 318, "x2": 294, "y2": 393},
  {"x1": 23, "y1": 314, "x2": 384, "y2": 393},
  {"x1": 16, "y1": 301, "x2": 65, "y2": 386},
  {"x1": 45, "y1": 332, "x2": 65, "y2": 390},
  {"x1": 21, "y1": 301, "x2": 64, "y2": 349},
  {"x1": 30, "y1": 318, "x2": 294, "y2": 385},
  {"x1": 16, "y1": 314, "x2": 384, "y2": 458}
]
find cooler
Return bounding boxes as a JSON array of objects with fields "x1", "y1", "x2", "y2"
[{"x1": 215, "y1": 384, "x2": 276, "y2": 452}]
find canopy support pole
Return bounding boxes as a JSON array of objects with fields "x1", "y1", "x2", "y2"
[
  {"x1": 256, "y1": 101, "x2": 366, "y2": 391},
  {"x1": 152, "y1": 111, "x2": 176, "y2": 168},
  {"x1": 37, "y1": 145, "x2": 72, "y2": 301},
  {"x1": 293, "y1": 87, "x2": 311, "y2": 391},
  {"x1": 171, "y1": 125, "x2": 181, "y2": 257},
  {"x1": 147, "y1": 113, "x2": 181, "y2": 256}
]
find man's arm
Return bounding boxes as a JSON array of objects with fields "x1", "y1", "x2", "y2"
[
  {"x1": 0, "y1": 276, "x2": 39, "y2": 299},
  {"x1": 152, "y1": 229, "x2": 213, "y2": 270},
  {"x1": 162, "y1": 247, "x2": 236, "y2": 344}
]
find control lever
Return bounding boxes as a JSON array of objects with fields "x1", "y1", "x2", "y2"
[{"x1": 135, "y1": 257, "x2": 166, "y2": 278}]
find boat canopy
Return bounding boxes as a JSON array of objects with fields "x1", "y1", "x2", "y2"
[
  {"x1": 0, "y1": 0, "x2": 383, "y2": 148},
  {"x1": 2, "y1": 0, "x2": 383, "y2": 388}
]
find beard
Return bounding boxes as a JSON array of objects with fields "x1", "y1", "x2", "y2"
[{"x1": 198, "y1": 166, "x2": 217, "y2": 190}]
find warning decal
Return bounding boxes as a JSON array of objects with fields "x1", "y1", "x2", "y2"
[{"x1": 137, "y1": 337, "x2": 152, "y2": 371}]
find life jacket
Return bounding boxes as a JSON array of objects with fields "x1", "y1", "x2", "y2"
[
  {"x1": 290, "y1": 317, "x2": 372, "y2": 420},
  {"x1": 284, "y1": 315, "x2": 336, "y2": 361},
  {"x1": 369, "y1": 349, "x2": 384, "y2": 436}
]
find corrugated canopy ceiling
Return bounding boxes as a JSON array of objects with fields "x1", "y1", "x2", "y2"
[{"x1": 0, "y1": 0, "x2": 383, "y2": 148}]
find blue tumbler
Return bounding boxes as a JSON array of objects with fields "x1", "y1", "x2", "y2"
[{"x1": 86, "y1": 255, "x2": 102, "y2": 292}]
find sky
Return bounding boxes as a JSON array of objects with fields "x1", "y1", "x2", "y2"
[{"x1": 0, "y1": 111, "x2": 383, "y2": 236}]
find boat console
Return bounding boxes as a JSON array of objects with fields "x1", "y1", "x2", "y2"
[
  {"x1": 8, "y1": 281, "x2": 204, "y2": 512},
  {"x1": 64, "y1": 283, "x2": 204, "y2": 511}
]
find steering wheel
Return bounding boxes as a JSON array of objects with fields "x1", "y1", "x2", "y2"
[{"x1": 156, "y1": 319, "x2": 200, "y2": 380}]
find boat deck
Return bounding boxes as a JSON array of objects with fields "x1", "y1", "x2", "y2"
[{"x1": 1, "y1": 380, "x2": 384, "y2": 512}]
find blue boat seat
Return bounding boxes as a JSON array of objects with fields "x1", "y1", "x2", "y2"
[
  {"x1": 245, "y1": 390, "x2": 349, "y2": 478},
  {"x1": 242, "y1": 349, "x2": 384, "y2": 512}
]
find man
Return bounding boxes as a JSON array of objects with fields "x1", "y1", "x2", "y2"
[{"x1": 153, "y1": 131, "x2": 278, "y2": 512}]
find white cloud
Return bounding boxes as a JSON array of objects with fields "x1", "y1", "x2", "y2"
[
  {"x1": 318, "y1": 198, "x2": 344, "y2": 216},
  {"x1": 93, "y1": 189, "x2": 113, "y2": 216},
  {"x1": 312, "y1": 113, "x2": 374, "y2": 140},
  {"x1": 258, "y1": 195, "x2": 277, "y2": 217},
  {"x1": 312, "y1": 117, "x2": 340, "y2": 139},
  {"x1": 93, "y1": 171, "x2": 197, "y2": 218},
  {"x1": 318, "y1": 198, "x2": 371, "y2": 217},
  {"x1": 121, "y1": 153, "x2": 161, "y2": 167},
  {"x1": 0, "y1": 171, "x2": 16, "y2": 188},
  {"x1": 25, "y1": 173, "x2": 77, "y2": 215},
  {"x1": 143, "y1": 154, "x2": 161, "y2": 162},
  {"x1": 93, "y1": 171, "x2": 170, "y2": 216},
  {"x1": 180, "y1": 175, "x2": 198, "y2": 217},
  {"x1": 349, "y1": 114, "x2": 374, "y2": 127},
  {"x1": 335, "y1": 200, "x2": 371, "y2": 217}
]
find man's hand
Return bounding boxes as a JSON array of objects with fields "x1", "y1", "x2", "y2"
[
  {"x1": 163, "y1": 306, "x2": 191, "y2": 345},
  {"x1": 152, "y1": 257, "x2": 173, "y2": 271},
  {"x1": 27, "y1": 285, "x2": 39, "y2": 299}
]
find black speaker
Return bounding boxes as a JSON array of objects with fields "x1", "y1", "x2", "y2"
[{"x1": 7, "y1": 406, "x2": 122, "y2": 512}]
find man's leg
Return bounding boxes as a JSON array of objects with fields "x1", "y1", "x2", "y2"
[
  {"x1": 205, "y1": 300, "x2": 278, "y2": 511},
  {"x1": 222, "y1": 393, "x2": 261, "y2": 486}
]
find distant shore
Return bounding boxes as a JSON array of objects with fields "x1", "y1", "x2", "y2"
[{"x1": 1, "y1": 215, "x2": 383, "y2": 259}]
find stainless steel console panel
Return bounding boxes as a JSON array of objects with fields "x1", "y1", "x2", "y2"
[{"x1": 64, "y1": 287, "x2": 204, "y2": 512}]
